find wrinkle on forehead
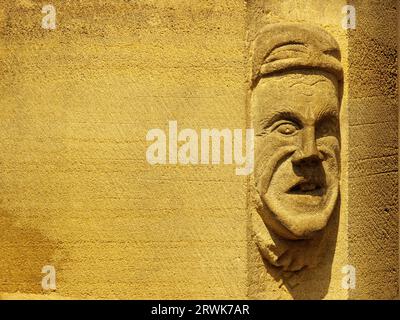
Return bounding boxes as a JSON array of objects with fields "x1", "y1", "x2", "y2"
[
  {"x1": 289, "y1": 79, "x2": 331, "y2": 97},
  {"x1": 289, "y1": 79, "x2": 329, "y2": 87},
  {"x1": 253, "y1": 70, "x2": 338, "y2": 92},
  {"x1": 251, "y1": 70, "x2": 340, "y2": 126}
]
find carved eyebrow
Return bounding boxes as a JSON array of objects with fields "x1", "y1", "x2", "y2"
[{"x1": 261, "y1": 111, "x2": 302, "y2": 129}]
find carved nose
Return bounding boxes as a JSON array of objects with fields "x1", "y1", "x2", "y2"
[{"x1": 291, "y1": 128, "x2": 323, "y2": 166}]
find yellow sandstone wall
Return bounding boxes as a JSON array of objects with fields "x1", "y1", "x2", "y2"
[
  {"x1": 347, "y1": 0, "x2": 398, "y2": 299},
  {"x1": 0, "y1": 0, "x2": 248, "y2": 299},
  {"x1": 0, "y1": 0, "x2": 398, "y2": 299}
]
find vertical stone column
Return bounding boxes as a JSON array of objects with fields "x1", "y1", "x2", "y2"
[
  {"x1": 347, "y1": 0, "x2": 398, "y2": 299},
  {"x1": 245, "y1": 0, "x2": 398, "y2": 300},
  {"x1": 246, "y1": 0, "x2": 349, "y2": 299}
]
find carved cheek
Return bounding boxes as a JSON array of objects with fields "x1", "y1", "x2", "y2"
[
  {"x1": 317, "y1": 136, "x2": 341, "y2": 186},
  {"x1": 255, "y1": 135, "x2": 295, "y2": 170},
  {"x1": 316, "y1": 136, "x2": 340, "y2": 161},
  {"x1": 255, "y1": 134, "x2": 299, "y2": 195}
]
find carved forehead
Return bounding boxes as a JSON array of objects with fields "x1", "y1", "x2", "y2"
[
  {"x1": 251, "y1": 71, "x2": 340, "y2": 124},
  {"x1": 252, "y1": 71, "x2": 339, "y2": 101},
  {"x1": 252, "y1": 70, "x2": 343, "y2": 113}
]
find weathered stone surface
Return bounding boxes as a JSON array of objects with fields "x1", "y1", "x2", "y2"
[
  {"x1": 0, "y1": 0, "x2": 248, "y2": 299},
  {"x1": 0, "y1": 0, "x2": 398, "y2": 300},
  {"x1": 347, "y1": 0, "x2": 398, "y2": 300}
]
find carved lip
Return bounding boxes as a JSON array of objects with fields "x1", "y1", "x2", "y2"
[{"x1": 286, "y1": 178, "x2": 325, "y2": 196}]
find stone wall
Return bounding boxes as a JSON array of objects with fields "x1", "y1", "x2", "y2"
[
  {"x1": 0, "y1": 0, "x2": 248, "y2": 299},
  {"x1": 347, "y1": 0, "x2": 398, "y2": 299},
  {"x1": 0, "y1": 0, "x2": 398, "y2": 299}
]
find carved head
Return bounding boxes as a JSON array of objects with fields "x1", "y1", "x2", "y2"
[{"x1": 251, "y1": 23, "x2": 343, "y2": 240}]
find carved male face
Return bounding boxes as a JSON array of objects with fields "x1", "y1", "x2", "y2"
[{"x1": 252, "y1": 70, "x2": 340, "y2": 240}]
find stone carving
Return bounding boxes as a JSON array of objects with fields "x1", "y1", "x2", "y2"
[{"x1": 250, "y1": 23, "x2": 343, "y2": 272}]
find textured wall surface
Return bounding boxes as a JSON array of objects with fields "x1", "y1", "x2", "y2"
[
  {"x1": 0, "y1": 0, "x2": 248, "y2": 299},
  {"x1": 347, "y1": 0, "x2": 398, "y2": 299},
  {"x1": 0, "y1": 0, "x2": 398, "y2": 300}
]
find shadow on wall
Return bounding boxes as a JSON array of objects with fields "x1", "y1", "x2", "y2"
[{"x1": 0, "y1": 208, "x2": 59, "y2": 295}]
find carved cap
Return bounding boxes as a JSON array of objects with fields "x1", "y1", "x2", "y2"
[{"x1": 251, "y1": 23, "x2": 343, "y2": 87}]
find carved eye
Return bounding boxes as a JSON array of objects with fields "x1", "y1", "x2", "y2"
[
  {"x1": 318, "y1": 125, "x2": 331, "y2": 136},
  {"x1": 317, "y1": 118, "x2": 339, "y2": 137},
  {"x1": 275, "y1": 122, "x2": 298, "y2": 136}
]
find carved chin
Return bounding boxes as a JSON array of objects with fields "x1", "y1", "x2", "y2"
[{"x1": 263, "y1": 182, "x2": 339, "y2": 239}]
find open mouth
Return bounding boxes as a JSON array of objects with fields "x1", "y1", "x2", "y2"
[{"x1": 287, "y1": 180, "x2": 325, "y2": 196}]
